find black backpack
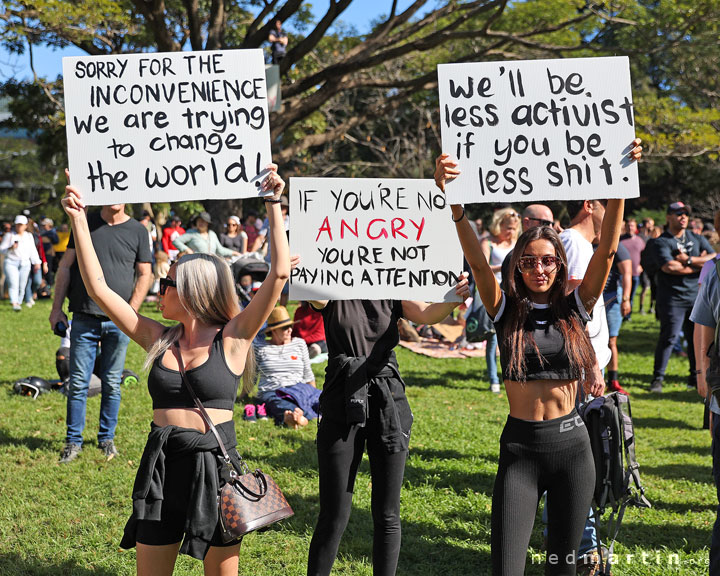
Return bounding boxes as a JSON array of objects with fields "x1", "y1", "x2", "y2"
[
  {"x1": 579, "y1": 392, "x2": 651, "y2": 574},
  {"x1": 639, "y1": 237, "x2": 661, "y2": 280}
]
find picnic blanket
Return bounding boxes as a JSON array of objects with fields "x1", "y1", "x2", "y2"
[{"x1": 398, "y1": 337, "x2": 488, "y2": 359}]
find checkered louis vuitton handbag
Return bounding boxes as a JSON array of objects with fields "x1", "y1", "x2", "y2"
[{"x1": 173, "y1": 344, "x2": 294, "y2": 542}]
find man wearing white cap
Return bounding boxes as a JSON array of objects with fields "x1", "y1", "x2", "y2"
[{"x1": 0, "y1": 215, "x2": 41, "y2": 311}]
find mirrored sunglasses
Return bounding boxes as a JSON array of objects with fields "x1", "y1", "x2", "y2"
[{"x1": 518, "y1": 255, "x2": 562, "y2": 273}]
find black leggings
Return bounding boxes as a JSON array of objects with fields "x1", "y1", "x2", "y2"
[
  {"x1": 307, "y1": 416, "x2": 408, "y2": 576},
  {"x1": 491, "y1": 409, "x2": 595, "y2": 576}
]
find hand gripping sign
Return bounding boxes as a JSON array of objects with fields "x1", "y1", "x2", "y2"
[
  {"x1": 438, "y1": 56, "x2": 639, "y2": 205},
  {"x1": 289, "y1": 178, "x2": 464, "y2": 302},
  {"x1": 63, "y1": 49, "x2": 272, "y2": 205}
]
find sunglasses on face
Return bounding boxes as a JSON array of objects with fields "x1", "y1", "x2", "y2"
[
  {"x1": 517, "y1": 255, "x2": 562, "y2": 273},
  {"x1": 673, "y1": 212, "x2": 689, "y2": 217},
  {"x1": 159, "y1": 277, "x2": 177, "y2": 296},
  {"x1": 526, "y1": 217, "x2": 553, "y2": 227}
]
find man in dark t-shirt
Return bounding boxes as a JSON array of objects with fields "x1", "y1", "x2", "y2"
[
  {"x1": 50, "y1": 204, "x2": 152, "y2": 462},
  {"x1": 268, "y1": 19, "x2": 288, "y2": 64},
  {"x1": 648, "y1": 201, "x2": 716, "y2": 393}
]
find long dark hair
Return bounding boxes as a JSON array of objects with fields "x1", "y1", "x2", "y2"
[{"x1": 502, "y1": 226, "x2": 597, "y2": 385}]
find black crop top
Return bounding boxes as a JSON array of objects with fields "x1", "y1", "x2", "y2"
[
  {"x1": 147, "y1": 327, "x2": 242, "y2": 410},
  {"x1": 493, "y1": 288, "x2": 592, "y2": 381}
]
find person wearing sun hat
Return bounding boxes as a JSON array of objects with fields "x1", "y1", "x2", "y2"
[
  {"x1": 0, "y1": 214, "x2": 42, "y2": 311},
  {"x1": 251, "y1": 305, "x2": 320, "y2": 428},
  {"x1": 648, "y1": 201, "x2": 717, "y2": 393}
]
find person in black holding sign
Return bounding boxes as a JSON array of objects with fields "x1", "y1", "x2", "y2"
[
  {"x1": 60, "y1": 165, "x2": 289, "y2": 576},
  {"x1": 434, "y1": 138, "x2": 642, "y2": 576},
  {"x1": 306, "y1": 278, "x2": 470, "y2": 576}
]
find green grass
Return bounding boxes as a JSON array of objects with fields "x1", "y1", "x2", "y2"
[{"x1": 0, "y1": 298, "x2": 714, "y2": 575}]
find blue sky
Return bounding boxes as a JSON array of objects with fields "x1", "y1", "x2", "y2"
[{"x1": 0, "y1": 0, "x2": 423, "y2": 81}]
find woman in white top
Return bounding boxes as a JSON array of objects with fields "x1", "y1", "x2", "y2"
[
  {"x1": 480, "y1": 208, "x2": 519, "y2": 393},
  {"x1": 1, "y1": 215, "x2": 41, "y2": 311}
]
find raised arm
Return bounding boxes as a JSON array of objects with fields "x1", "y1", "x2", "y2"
[
  {"x1": 579, "y1": 139, "x2": 642, "y2": 311},
  {"x1": 226, "y1": 164, "x2": 290, "y2": 340},
  {"x1": 402, "y1": 272, "x2": 470, "y2": 324},
  {"x1": 172, "y1": 232, "x2": 193, "y2": 254},
  {"x1": 61, "y1": 180, "x2": 166, "y2": 350},
  {"x1": 434, "y1": 153, "x2": 502, "y2": 317}
]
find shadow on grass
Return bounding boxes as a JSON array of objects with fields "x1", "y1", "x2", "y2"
[
  {"x1": 615, "y1": 520, "x2": 709, "y2": 550},
  {"x1": 0, "y1": 427, "x2": 56, "y2": 451},
  {"x1": 400, "y1": 369, "x2": 486, "y2": 391},
  {"x1": 410, "y1": 447, "x2": 468, "y2": 461},
  {"x1": 279, "y1": 491, "x2": 491, "y2": 575},
  {"x1": 643, "y1": 463, "x2": 713, "y2": 484},
  {"x1": 647, "y1": 499, "x2": 715, "y2": 514},
  {"x1": 633, "y1": 417, "x2": 696, "y2": 430},
  {"x1": 663, "y1": 444, "x2": 711, "y2": 456},
  {"x1": 0, "y1": 554, "x2": 117, "y2": 576}
]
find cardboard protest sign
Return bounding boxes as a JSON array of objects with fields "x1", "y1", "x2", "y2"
[
  {"x1": 63, "y1": 50, "x2": 271, "y2": 205},
  {"x1": 289, "y1": 178, "x2": 464, "y2": 302},
  {"x1": 438, "y1": 56, "x2": 639, "y2": 204}
]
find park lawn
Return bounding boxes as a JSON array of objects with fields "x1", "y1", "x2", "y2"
[{"x1": 0, "y1": 298, "x2": 714, "y2": 575}]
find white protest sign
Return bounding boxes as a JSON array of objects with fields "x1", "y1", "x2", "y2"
[
  {"x1": 63, "y1": 50, "x2": 272, "y2": 205},
  {"x1": 289, "y1": 178, "x2": 464, "y2": 302},
  {"x1": 438, "y1": 56, "x2": 639, "y2": 204}
]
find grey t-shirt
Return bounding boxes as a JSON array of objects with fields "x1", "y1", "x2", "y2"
[
  {"x1": 690, "y1": 263, "x2": 720, "y2": 414},
  {"x1": 68, "y1": 211, "x2": 152, "y2": 318}
]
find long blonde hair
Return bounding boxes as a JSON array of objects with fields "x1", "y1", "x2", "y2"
[
  {"x1": 489, "y1": 207, "x2": 520, "y2": 240},
  {"x1": 144, "y1": 253, "x2": 256, "y2": 395}
]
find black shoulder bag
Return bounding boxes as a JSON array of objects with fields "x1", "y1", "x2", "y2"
[{"x1": 172, "y1": 344, "x2": 294, "y2": 542}]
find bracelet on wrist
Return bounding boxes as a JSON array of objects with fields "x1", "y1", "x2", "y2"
[
  {"x1": 452, "y1": 207, "x2": 466, "y2": 223},
  {"x1": 264, "y1": 198, "x2": 282, "y2": 204}
]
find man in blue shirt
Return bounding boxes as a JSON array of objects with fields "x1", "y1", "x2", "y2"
[
  {"x1": 690, "y1": 257, "x2": 720, "y2": 573},
  {"x1": 648, "y1": 202, "x2": 716, "y2": 393}
]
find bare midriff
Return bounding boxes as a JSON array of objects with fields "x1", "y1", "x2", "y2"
[
  {"x1": 153, "y1": 408, "x2": 234, "y2": 433},
  {"x1": 505, "y1": 379, "x2": 579, "y2": 420}
]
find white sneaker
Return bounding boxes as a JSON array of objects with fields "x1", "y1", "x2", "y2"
[
  {"x1": 12, "y1": 303, "x2": 21, "y2": 311},
  {"x1": 25, "y1": 299, "x2": 35, "y2": 308},
  {"x1": 490, "y1": 383, "x2": 501, "y2": 394}
]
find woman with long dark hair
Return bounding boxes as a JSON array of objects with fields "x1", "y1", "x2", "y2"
[
  {"x1": 434, "y1": 139, "x2": 642, "y2": 575},
  {"x1": 60, "y1": 165, "x2": 289, "y2": 576}
]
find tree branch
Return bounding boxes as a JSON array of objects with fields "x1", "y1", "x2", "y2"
[
  {"x1": 130, "y1": 0, "x2": 180, "y2": 52},
  {"x1": 206, "y1": 0, "x2": 225, "y2": 50},
  {"x1": 280, "y1": 0, "x2": 353, "y2": 74},
  {"x1": 241, "y1": 0, "x2": 303, "y2": 49},
  {"x1": 181, "y1": 0, "x2": 203, "y2": 51}
]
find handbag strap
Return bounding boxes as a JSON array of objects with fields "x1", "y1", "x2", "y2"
[{"x1": 171, "y1": 342, "x2": 236, "y2": 469}]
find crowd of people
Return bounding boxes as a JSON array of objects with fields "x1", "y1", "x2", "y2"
[{"x1": 4, "y1": 136, "x2": 720, "y2": 575}]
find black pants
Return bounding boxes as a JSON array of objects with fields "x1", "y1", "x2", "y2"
[
  {"x1": 491, "y1": 410, "x2": 595, "y2": 576},
  {"x1": 307, "y1": 416, "x2": 408, "y2": 576}
]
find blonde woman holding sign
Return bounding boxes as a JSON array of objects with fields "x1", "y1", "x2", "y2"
[
  {"x1": 61, "y1": 165, "x2": 289, "y2": 576},
  {"x1": 434, "y1": 139, "x2": 642, "y2": 576}
]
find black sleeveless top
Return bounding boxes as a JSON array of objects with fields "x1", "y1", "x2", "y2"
[
  {"x1": 147, "y1": 327, "x2": 242, "y2": 410},
  {"x1": 493, "y1": 289, "x2": 591, "y2": 381}
]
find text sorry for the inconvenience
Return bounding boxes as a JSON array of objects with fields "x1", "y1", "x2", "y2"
[{"x1": 63, "y1": 50, "x2": 272, "y2": 205}]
